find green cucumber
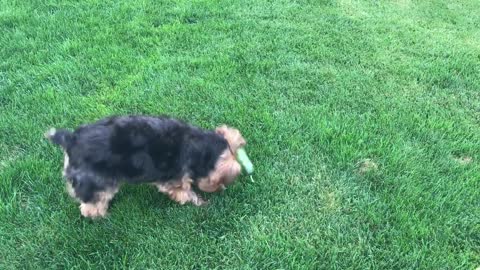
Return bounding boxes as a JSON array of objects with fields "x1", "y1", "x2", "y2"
[{"x1": 236, "y1": 148, "x2": 254, "y2": 174}]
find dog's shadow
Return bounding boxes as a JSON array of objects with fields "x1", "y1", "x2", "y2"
[
  {"x1": 111, "y1": 184, "x2": 172, "y2": 209},
  {"x1": 106, "y1": 181, "x2": 261, "y2": 222}
]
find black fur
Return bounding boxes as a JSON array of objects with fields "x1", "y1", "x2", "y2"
[
  {"x1": 48, "y1": 129, "x2": 74, "y2": 149},
  {"x1": 48, "y1": 115, "x2": 229, "y2": 203}
]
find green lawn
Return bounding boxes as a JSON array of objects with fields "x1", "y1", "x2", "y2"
[{"x1": 1, "y1": 0, "x2": 479, "y2": 268}]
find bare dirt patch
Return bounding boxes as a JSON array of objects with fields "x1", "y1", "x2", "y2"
[
  {"x1": 357, "y1": 158, "x2": 379, "y2": 174},
  {"x1": 453, "y1": 156, "x2": 473, "y2": 165}
]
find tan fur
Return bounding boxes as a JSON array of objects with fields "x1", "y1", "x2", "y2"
[
  {"x1": 65, "y1": 181, "x2": 77, "y2": 200},
  {"x1": 195, "y1": 126, "x2": 245, "y2": 192},
  {"x1": 155, "y1": 176, "x2": 205, "y2": 206},
  {"x1": 63, "y1": 153, "x2": 79, "y2": 201},
  {"x1": 215, "y1": 125, "x2": 246, "y2": 153},
  {"x1": 62, "y1": 152, "x2": 69, "y2": 177},
  {"x1": 79, "y1": 187, "x2": 119, "y2": 218},
  {"x1": 197, "y1": 149, "x2": 242, "y2": 193}
]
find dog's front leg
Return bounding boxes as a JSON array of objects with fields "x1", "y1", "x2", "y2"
[{"x1": 155, "y1": 177, "x2": 206, "y2": 206}]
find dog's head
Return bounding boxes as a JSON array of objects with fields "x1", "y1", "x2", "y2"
[{"x1": 197, "y1": 125, "x2": 246, "y2": 192}]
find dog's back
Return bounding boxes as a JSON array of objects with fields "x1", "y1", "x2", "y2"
[{"x1": 47, "y1": 115, "x2": 227, "y2": 183}]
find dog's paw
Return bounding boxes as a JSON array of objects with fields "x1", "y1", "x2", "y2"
[
  {"x1": 80, "y1": 203, "x2": 107, "y2": 218},
  {"x1": 193, "y1": 197, "x2": 208, "y2": 207}
]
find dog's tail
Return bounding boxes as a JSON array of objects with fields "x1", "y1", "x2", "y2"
[{"x1": 45, "y1": 128, "x2": 74, "y2": 149}]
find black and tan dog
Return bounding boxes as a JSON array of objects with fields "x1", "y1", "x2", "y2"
[{"x1": 45, "y1": 115, "x2": 246, "y2": 218}]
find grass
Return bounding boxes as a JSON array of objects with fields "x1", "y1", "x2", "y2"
[{"x1": 1, "y1": 0, "x2": 479, "y2": 268}]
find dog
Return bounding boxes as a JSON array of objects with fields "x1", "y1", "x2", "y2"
[{"x1": 45, "y1": 115, "x2": 246, "y2": 218}]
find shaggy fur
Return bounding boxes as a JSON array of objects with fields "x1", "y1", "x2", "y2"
[{"x1": 46, "y1": 115, "x2": 246, "y2": 218}]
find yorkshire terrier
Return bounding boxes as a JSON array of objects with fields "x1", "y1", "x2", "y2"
[{"x1": 45, "y1": 115, "x2": 246, "y2": 218}]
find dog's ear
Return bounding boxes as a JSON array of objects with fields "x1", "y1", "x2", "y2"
[
  {"x1": 215, "y1": 125, "x2": 228, "y2": 136},
  {"x1": 215, "y1": 125, "x2": 246, "y2": 153}
]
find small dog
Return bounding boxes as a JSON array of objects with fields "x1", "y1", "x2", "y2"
[{"x1": 45, "y1": 115, "x2": 246, "y2": 218}]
